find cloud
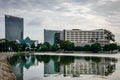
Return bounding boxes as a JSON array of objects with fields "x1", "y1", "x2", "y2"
[
  {"x1": 0, "y1": 0, "x2": 120, "y2": 43},
  {"x1": 0, "y1": 0, "x2": 61, "y2": 10}
]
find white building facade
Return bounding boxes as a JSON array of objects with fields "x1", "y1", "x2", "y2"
[{"x1": 64, "y1": 29, "x2": 109, "y2": 46}]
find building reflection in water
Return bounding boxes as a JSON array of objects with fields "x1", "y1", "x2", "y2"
[
  {"x1": 8, "y1": 54, "x2": 117, "y2": 79},
  {"x1": 64, "y1": 57, "x2": 116, "y2": 77},
  {"x1": 44, "y1": 56, "x2": 117, "y2": 77}
]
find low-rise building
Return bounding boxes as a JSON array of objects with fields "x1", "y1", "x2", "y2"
[
  {"x1": 44, "y1": 29, "x2": 112, "y2": 46},
  {"x1": 19, "y1": 37, "x2": 38, "y2": 50},
  {"x1": 64, "y1": 29, "x2": 109, "y2": 46}
]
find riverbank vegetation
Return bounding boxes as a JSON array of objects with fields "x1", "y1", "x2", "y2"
[{"x1": 0, "y1": 39, "x2": 119, "y2": 53}]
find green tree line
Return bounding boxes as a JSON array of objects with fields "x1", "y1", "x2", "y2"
[{"x1": 0, "y1": 39, "x2": 119, "y2": 53}]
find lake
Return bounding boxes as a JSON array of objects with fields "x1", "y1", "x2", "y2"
[{"x1": 8, "y1": 53, "x2": 120, "y2": 80}]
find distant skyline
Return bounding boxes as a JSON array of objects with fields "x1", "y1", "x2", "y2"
[{"x1": 0, "y1": 0, "x2": 120, "y2": 43}]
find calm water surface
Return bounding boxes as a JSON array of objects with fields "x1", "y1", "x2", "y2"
[{"x1": 8, "y1": 53, "x2": 120, "y2": 80}]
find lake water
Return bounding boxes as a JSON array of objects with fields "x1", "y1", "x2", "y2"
[{"x1": 8, "y1": 53, "x2": 120, "y2": 80}]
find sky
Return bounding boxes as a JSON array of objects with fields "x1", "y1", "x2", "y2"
[{"x1": 0, "y1": 0, "x2": 120, "y2": 43}]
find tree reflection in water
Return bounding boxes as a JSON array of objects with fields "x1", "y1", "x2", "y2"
[
  {"x1": 8, "y1": 54, "x2": 118, "y2": 78},
  {"x1": 60, "y1": 56, "x2": 74, "y2": 65}
]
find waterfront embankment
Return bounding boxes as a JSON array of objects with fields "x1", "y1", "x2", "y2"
[
  {"x1": 34, "y1": 52, "x2": 120, "y2": 58},
  {"x1": 0, "y1": 52, "x2": 16, "y2": 80}
]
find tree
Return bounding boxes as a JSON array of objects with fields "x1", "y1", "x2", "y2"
[
  {"x1": 60, "y1": 40, "x2": 74, "y2": 51},
  {"x1": 31, "y1": 43, "x2": 35, "y2": 48},
  {"x1": 109, "y1": 43, "x2": 118, "y2": 51},
  {"x1": 38, "y1": 44, "x2": 48, "y2": 51},
  {"x1": 43, "y1": 42, "x2": 50, "y2": 50},
  {"x1": 0, "y1": 39, "x2": 7, "y2": 52},
  {"x1": 31, "y1": 43, "x2": 35, "y2": 51},
  {"x1": 103, "y1": 43, "x2": 118, "y2": 51},
  {"x1": 90, "y1": 43, "x2": 101, "y2": 53},
  {"x1": 103, "y1": 45, "x2": 110, "y2": 51},
  {"x1": 74, "y1": 46, "x2": 84, "y2": 51},
  {"x1": 21, "y1": 43, "x2": 27, "y2": 51},
  {"x1": 74, "y1": 46, "x2": 79, "y2": 51},
  {"x1": 83, "y1": 45, "x2": 90, "y2": 51},
  {"x1": 36, "y1": 44, "x2": 41, "y2": 50},
  {"x1": 118, "y1": 45, "x2": 120, "y2": 51},
  {"x1": 8, "y1": 41, "x2": 20, "y2": 52},
  {"x1": 0, "y1": 40, "x2": 20, "y2": 52},
  {"x1": 50, "y1": 44, "x2": 59, "y2": 51}
]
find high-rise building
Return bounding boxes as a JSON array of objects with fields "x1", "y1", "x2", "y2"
[{"x1": 5, "y1": 15, "x2": 24, "y2": 41}]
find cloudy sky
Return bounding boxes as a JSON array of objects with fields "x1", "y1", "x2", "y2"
[{"x1": 0, "y1": 0, "x2": 120, "y2": 43}]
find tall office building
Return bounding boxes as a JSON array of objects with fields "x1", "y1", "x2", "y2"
[
  {"x1": 5, "y1": 15, "x2": 24, "y2": 41},
  {"x1": 44, "y1": 29, "x2": 64, "y2": 44}
]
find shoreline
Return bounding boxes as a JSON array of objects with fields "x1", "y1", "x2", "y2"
[
  {"x1": 0, "y1": 52, "x2": 16, "y2": 80},
  {"x1": 34, "y1": 52, "x2": 120, "y2": 58}
]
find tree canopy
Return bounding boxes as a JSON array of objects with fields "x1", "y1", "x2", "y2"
[
  {"x1": 90, "y1": 43, "x2": 101, "y2": 53},
  {"x1": 60, "y1": 40, "x2": 74, "y2": 51}
]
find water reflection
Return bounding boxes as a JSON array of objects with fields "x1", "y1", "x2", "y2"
[
  {"x1": 64, "y1": 57, "x2": 116, "y2": 77},
  {"x1": 8, "y1": 54, "x2": 117, "y2": 80}
]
